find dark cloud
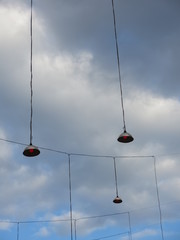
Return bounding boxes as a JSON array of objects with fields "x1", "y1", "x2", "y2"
[{"x1": 31, "y1": 0, "x2": 180, "y2": 97}]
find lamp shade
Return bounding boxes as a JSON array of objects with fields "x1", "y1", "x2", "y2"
[
  {"x1": 23, "y1": 144, "x2": 40, "y2": 157},
  {"x1": 117, "y1": 130, "x2": 134, "y2": 143},
  {"x1": 113, "y1": 196, "x2": 123, "y2": 204}
]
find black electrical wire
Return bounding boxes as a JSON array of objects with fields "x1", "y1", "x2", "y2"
[
  {"x1": 30, "y1": 0, "x2": 33, "y2": 145},
  {"x1": 74, "y1": 219, "x2": 77, "y2": 240},
  {"x1": 113, "y1": 157, "x2": 119, "y2": 197},
  {"x1": 111, "y1": 0, "x2": 126, "y2": 131},
  {"x1": 17, "y1": 218, "x2": 70, "y2": 224},
  {"x1": 16, "y1": 222, "x2": 19, "y2": 240},
  {"x1": 76, "y1": 211, "x2": 132, "y2": 240},
  {"x1": 91, "y1": 232, "x2": 129, "y2": 240},
  {"x1": 1, "y1": 199, "x2": 179, "y2": 225},
  {"x1": 0, "y1": 136, "x2": 179, "y2": 159},
  {"x1": 153, "y1": 156, "x2": 164, "y2": 240},
  {"x1": 127, "y1": 212, "x2": 132, "y2": 240},
  {"x1": 75, "y1": 211, "x2": 129, "y2": 221},
  {"x1": 0, "y1": 212, "x2": 128, "y2": 225},
  {"x1": 0, "y1": 138, "x2": 27, "y2": 147},
  {"x1": 0, "y1": 139, "x2": 173, "y2": 240},
  {"x1": 0, "y1": 136, "x2": 154, "y2": 159},
  {"x1": 68, "y1": 154, "x2": 73, "y2": 240}
]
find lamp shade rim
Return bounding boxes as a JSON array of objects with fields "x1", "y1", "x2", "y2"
[
  {"x1": 23, "y1": 144, "x2": 40, "y2": 157},
  {"x1": 117, "y1": 130, "x2": 134, "y2": 143},
  {"x1": 113, "y1": 196, "x2": 123, "y2": 204}
]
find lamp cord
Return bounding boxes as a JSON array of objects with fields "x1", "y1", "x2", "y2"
[
  {"x1": 127, "y1": 212, "x2": 133, "y2": 240},
  {"x1": 111, "y1": 0, "x2": 126, "y2": 131},
  {"x1": 17, "y1": 222, "x2": 19, "y2": 240},
  {"x1": 153, "y1": 156, "x2": 164, "y2": 240},
  {"x1": 68, "y1": 154, "x2": 73, "y2": 240},
  {"x1": 74, "y1": 219, "x2": 77, "y2": 240},
  {"x1": 113, "y1": 157, "x2": 119, "y2": 197},
  {"x1": 30, "y1": 0, "x2": 33, "y2": 145}
]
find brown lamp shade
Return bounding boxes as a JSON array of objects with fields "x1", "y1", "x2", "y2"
[{"x1": 113, "y1": 196, "x2": 123, "y2": 204}]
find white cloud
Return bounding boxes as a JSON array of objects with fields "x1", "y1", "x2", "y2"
[
  {"x1": 133, "y1": 228, "x2": 157, "y2": 239},
  {"x1": 35, "y1": 226, "x2": 50, "y2": 237},
  {"x1": 46, "y1": 211, "x2": 117, "y2": 237},
  {"x1": 0, "y1": 221, "x2": 13, "y2": 231}
]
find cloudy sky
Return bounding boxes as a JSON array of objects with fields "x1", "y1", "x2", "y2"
[{"x1": 0, "y1": 0, "x2": 180, "y2": 239}]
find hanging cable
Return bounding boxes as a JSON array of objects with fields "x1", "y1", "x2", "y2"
[
  {"x1": 23, "y1": 0, "x2": 40, "y2": 157},
  {"x1": 111, "y1": 0, "x2": 126, "y2": 131},
  {"x1": 90, "y1": 232, "x2": 129, "y2": 240},
  {"x1": 74, "y1": 219, "x2": 77, "y2": 240},
  {"x1": 127, "y1": 212, "x2": 133, "y2": 240},
  {"x1": 75, "y1": 211, "x2": 128, "y2": 221},
  {"x1": 0, "y1": 135, "x2": 154, "y2": 159},
  {"x1": 1, "y1": 135, "x2": 179, "y2": 159},
  {"x1": 112, "y1": 157, "x2": 122, "y2": 203},
  {"x1": 153, "y1": 156, "x2": 164, "y2": 240},
  {"x1": 113, "y1": 157, "x2": 119, "y2": 197},
  {"x1": 17, "y1": 222, "x2": 19, "y2": 240},
  {"x1": 68, "y1": 154, "x2": 73, "y2": 240},
  {"x1": 30, "y1": 0, "x2": 33, "y2": 145}
]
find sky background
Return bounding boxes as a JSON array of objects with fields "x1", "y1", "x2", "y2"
[{"x1": 0, "y1": 0, "x2": 180, "y2": 239}]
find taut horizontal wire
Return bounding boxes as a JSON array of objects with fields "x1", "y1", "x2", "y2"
[
  {"x1": 0, "y1": 199, "x2": 180, "y2": 224},
  {"x1": 91, "y1": 231, "x2": 129, "y2": 240},
  {"x1": 0, "y1": 137, "x2": 179, "y2": 159},
  {"x1": 0, "y1": 137, "x2": 154, "y2": 159},
  {"x1": 75, "y1": 211, "x2": 129, "y2": 221}
]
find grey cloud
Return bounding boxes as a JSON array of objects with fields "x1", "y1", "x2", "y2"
[
  {"x1": 0, "y1": 1, "x2": 180, "y2": 239},
  {"x1": 32, "y1": 0, "x2": 180, "y2": 97}
]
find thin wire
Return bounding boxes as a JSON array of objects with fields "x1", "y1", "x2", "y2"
[
  {"x1": 16, "y1": 218, "x2": 71, "y2": 224},
  {"x1": 0, "y1": 136, "x2": 155, "y2": 159},
  {"x1": 91, "y1": 232, "x2": 129, "y2": 240},
  {"x1": 74, "y1": 219, "x2": 77, "y2": 240},
  {"x1": 17, "y1": 222, "x2": 19, "y2": 240},
  {"x1": 68, "y1": 151, "x2": 153, "y2": 160},
  {"x1": 113, "y1": 157, "x2": 119, "y2": 197},
  {"x1": 0, "y1": 198, "x2": 179, "y2": 224},
  {"x1": 76, "y1": 211, "x2": 128, "y2": 221},
  {"x1": 127, "y1": 212, "x2": 132, "y2": 240},
  {"x1": 30, "y1": 0, "x2": 33, "y2": 145},
  {"x1": 111, "y1": 0, "x2": 126, "y2": 131},
  {"x1": 0, "y1": 211, "x2": 129, "y2": 225},
  {"x1": 0, "y1": 138, "x2": 27, "y2": 147},
  {"x1": 68, "y1": 154, "x2": 73, "y2": 240},
  {"x1": 38, "y1": 145, "x2": 68, "y2": 155},
  {"x1": 153, "y1": 156, "x2": 164, "y2": 240},
  {"x1": 1, "y1": 135, "x2": 180, "y2": 158}
]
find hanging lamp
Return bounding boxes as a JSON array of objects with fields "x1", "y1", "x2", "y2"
[
  {"x1": 111, "y1": 0, "x2": 134, "y2": 143},
  {"x1": 113, "y1": 157, "x2": 122, "y2": 204},
  {"x1": 117, "y1": 130, "x2": 134, "y2": 143},
  {"x1": 23, "y1": 0, "x2": 40, "y2": 157}
]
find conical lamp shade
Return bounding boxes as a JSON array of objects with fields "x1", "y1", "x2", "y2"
[
  {"x1": 117, "y1": 130, "x2": 134, "y2": 143},
  {"x1": 23, "y1": 144, "x2": 40, "y2": 157},
  {"x1": 113, "y1": 196, "x2": 123, "y2": 204}
]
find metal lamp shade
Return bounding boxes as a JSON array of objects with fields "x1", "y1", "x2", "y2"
[
  {"x1": 113, "y1": 196, "x2": 123, "y2": 204},
  {"x1": 117, "y1": 131, "x2": 134, "y2": 143},
  {"x1": 23, "y1": 144, "x2": 40, "y2": 157}
]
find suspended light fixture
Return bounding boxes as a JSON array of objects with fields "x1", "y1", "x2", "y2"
[
  {"x1": 113, "y1": 196, "x2": 122, "y2": 204},
  {"x1": 113, "y1": 157, "x2": 122, "y2": 204},
  {"x1": 23, "y1": 0, "x2": 40, "y2": 157},
  {"x1": 23, "y1": 144, "x2": 40, "y2": 157},
  {"x1": 111, "y1": 0, "x2": 134, "y2": 143},
  {"x1": 117, "y1": 130, "x2": 134, "y2": 143}
]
